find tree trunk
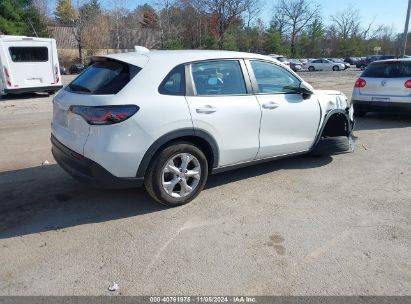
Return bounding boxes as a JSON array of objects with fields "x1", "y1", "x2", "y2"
[
  {"x1": 78, "y1": 42, "x2": 83, "y2": 63},
  {"x1": 219, "y1": 22, "x2": 224, "y2": 50}
]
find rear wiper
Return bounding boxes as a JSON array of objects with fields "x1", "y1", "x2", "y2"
[{"x1": 69, "y1": 83, "x2": 91, "y2": 93}]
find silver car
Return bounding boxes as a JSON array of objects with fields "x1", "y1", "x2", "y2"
[{"x1": 352, "y1": 59, "x2": 411, "y2": 117}]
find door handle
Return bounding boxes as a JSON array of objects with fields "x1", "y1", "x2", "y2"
[
  {"x1": 196, "y1": 105, "x2": 217, "y2": 114},
  {"x1": 262, "y1": 102, "x2": 279, "y2": 110}
]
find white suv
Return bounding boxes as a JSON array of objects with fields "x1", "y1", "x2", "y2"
[{"x1": 51, "y1": 50, "x2": 354, "y2": 206}]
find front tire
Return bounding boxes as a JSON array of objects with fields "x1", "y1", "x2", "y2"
[
  {"x1": 332, "y1": 65, "x2": 340, "y2": 71},
  {"x1": 144, "y1": 142, "x2": 208, "y2": 207},
  {"x1": 308, "y1": 66, "x2": 315, "y2": 72}
]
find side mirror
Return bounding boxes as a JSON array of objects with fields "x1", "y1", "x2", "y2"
[{"x1": 299, "y1": 81, "x2": 314, "y2": 99}]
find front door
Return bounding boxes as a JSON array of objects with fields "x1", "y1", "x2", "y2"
[{"x1": 247, "y1": 60, "x2": 321, "y2": 159}]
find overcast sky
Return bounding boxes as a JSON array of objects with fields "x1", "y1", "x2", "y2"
[{"x1": 50, "y1": 0, "x2": 409, "y2": 34}]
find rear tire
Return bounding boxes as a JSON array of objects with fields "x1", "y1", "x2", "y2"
[
  {"x1": 308, "y1": 66, "x2": 315, "y2": 72},
  {"x1": 144, "y1": 142, "x2": 208, "y2": 207}
]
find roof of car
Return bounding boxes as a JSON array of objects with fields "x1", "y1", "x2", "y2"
[
  {"x1": 371, "y1": 58, "x2": 411, "y2": 64},
  {"x1": 102, "y1": 50, "x2": 277, "y2": 67}
]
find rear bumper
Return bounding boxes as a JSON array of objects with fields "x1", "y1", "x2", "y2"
[
  {"x1": 353, "y1": 100, "x2": 411, "y2": 113},
  {"x1": 5, "y1": 85, "x2": 63, "y2": 94},
  {"x1": 51, "y1": 135, "x2": 143, "y2": 189}
]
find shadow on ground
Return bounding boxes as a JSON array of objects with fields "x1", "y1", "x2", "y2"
[
  {"x1": 0, "y1": 92, "x2": 51, "y2": 102},
  {"x1": 354, "y1": 113, "x2": 411, "y2": 131},
  {"x1": 0, "y1": 154, "x2": 332, "y2": 239}
]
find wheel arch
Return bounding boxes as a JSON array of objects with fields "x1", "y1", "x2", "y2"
[
  {"x1": 136, "y1": 128, "x2": 219, "y2": 178},
  {"x1": 311, "y1": 109, "x2": 353, "y2": 150}
]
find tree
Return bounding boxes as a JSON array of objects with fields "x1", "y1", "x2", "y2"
[
  {"x1": 263, "y1": 22, "x2": 289, "y2": 55},
  {"x1": 272, "y1": 0, "x2": 320, "y2": 57},
  {"x1": 330, "y1": 7, "x2": 360, "y2": 40},
  {"x1": 307, "y1": 18, "x2": 323, "y2": 57},
  {"x1": 72, "y1": 0, "x2": 101, "y2": 62},
  {"x1": 0, "y1": 0, "x2": 47, "y2": 36},
  {"x1": 196, "y1": 0, "x2": 252, "y2": 49},
  {"x1": 55, "y1": 0, "x2": 77, "y2": 25}
]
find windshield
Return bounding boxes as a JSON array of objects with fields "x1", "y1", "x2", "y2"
[{"x1": 67, "y1": 59, "x2": 141, "y2": 95}]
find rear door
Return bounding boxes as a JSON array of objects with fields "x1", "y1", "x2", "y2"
[
  {"x1": 4, "y1": 39, "x2": 55, "y2": 88},
  {"x1": 185, "y1": 59, "x2": 261, "y2": 166},
  {"x1": 360, "y1": 61, "x2": 411, "y2": 98}
]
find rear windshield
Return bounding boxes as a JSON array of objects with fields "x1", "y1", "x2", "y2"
[
  {"x1": 9, "y1": 47, "x2": 48, "y2": 62},
  {"x1": 362, "y1": 61, "x2": 411, "y2": 78},
  {"x1": 66, "y1": 59, "x2": 141, "y2": 95}
]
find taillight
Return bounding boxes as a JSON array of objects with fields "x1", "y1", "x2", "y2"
[
  {"x1": 54, "y1": 65, "x2": 60, "y2": 83},
  {"x1": 69, "y1": 105, "x2": 139, "y2": 125},
  {"x1": 3, "y1": 67, "x2": 12, "y2": 87},
  {"x1": 405, "y1": 80, "x2": 411, "y2": 88},
  {"x1": 354, "y1": 78, "x2": 366, "y2": 88}
]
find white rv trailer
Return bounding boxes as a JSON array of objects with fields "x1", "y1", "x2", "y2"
[{"x1": 0, "y1": 35, "x2": 63, "y2": 95}]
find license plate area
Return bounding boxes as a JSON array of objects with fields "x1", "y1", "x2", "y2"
[{"x1": 371, "y1": 97, "x2": 390, "y2": 106}]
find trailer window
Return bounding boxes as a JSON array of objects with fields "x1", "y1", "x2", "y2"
[{"x1": 9, "y1": 47, "x2": 49, "y2": 62}]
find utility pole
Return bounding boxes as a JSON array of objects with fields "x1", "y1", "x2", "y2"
[{"x1": 401, "y1": 0, "x2": 411, "y2": 57}]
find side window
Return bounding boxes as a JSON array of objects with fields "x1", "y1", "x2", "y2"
[
  {"x1": 250, "y1": 60, "x2": 301, "y2": 94},
  {"x1": 313, "y1": 59, "x2": 321, "y2": 63},
  {"x1": 191, "y1": 60, "x2": 247, "y2": 96},
  {"x1": 159, "y1": 65, "x2": 185, "y2": 96}
]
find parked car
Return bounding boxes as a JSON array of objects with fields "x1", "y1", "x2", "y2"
[
  {"x1": 352, "y1": 58, "x2": 411, "y2": 117},
  {"x1": 328, "y1": 58, "x2": 350, "y2": 70},
  {"x1": 60, "y1": 65, "x2": 68, "y2": 75},
  {"x1": 269, "y1": 54, "x2": 291, "y2": 67},
  {"x1": 0, "y1": 35, "x2": 62, "y2": 96},
  {"x1": 356, "y1": 55, "x2": 395, "y2": 69},
  {"x1": 306, "y1": 58, "x2": 346, "y2": 71},
  {"x1": 69, "y1": 63, "x2": 86, "y2": 74},
  {"x1": 51, "y1": 50, "x2": 354, "y2": 206},
  {"x1": 289, "y1": 59, "x2": 302, "y2": 72},
  {"x1": 344, "y1": 57, "x2": 359, "y2": 65}
]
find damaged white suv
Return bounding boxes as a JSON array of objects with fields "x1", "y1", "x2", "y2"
[{"x1": 51, "y1": 50, "x2": 354, "y2": 206}]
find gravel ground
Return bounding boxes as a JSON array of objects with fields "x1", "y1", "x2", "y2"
[{"x1": 0, "y1": 68, "x2": 410, "y2": 296}]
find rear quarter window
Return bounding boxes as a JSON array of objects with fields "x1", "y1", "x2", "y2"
[
  {"x1": 362, "y1": 62, "x2": 411, "y2": 78},
  {"x1": 159, "y1": 65, "x2": 185, "y2": 96},
  {"x1": 9, "y1": 47, "x2": 48, "y2": 62},
  {"x1": 67, "y1": 59, "x2": 141, "y2": 95}
]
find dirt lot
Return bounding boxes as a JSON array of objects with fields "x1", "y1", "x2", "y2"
[{"x1": 0, "y1": 68, "x2": 410, "y2": 295}]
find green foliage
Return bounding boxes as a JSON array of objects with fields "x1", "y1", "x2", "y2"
[
  {"x1": 165, "y1": 38, "x2": 184, "y2": 50},
  {"x1": 308, "y1": 19, "x2": 324, "y2": 57},
  {"x1": 223, "y1": 28, "x2": 239, "y2": 51},
  {"x1": 79, "y1": 0, "x2": 100, "y2": 20},
  {"x1": 0, "y1": 0, "x2": 47, "y2": 36},
  {"x1": 263, "y1": 24, "x2": 289, "y2": 56},
  {"x1": 55, "y1": 0, "x2": 77, "y2": 25}
]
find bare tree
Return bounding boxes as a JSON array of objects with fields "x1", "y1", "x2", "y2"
[
  {"x1": 273, "y1": 0, "x2": 320, "y2": 57},
  {"x1": 108, "y1": 0, "x2": 129, "y2": 49},
  {"x1": 330, "y1": 7, "x2": 360, "y2": 39},
  {"x1": 196, "y1": 0, "x2": 252, "y2": 49},
  {"x1": 244, "y1": 0, "x2": 262, "y2": 28}
]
